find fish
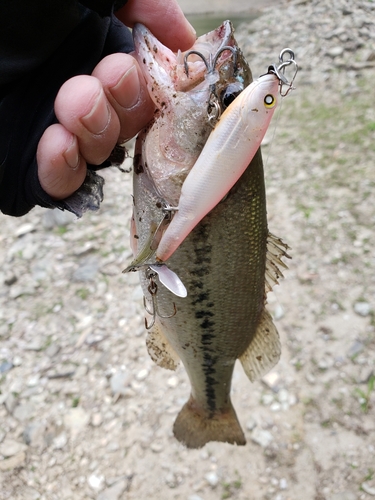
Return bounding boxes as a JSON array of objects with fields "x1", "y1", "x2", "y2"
[{"x1": 126, "y1": 21, "x2": 291, "y2": 448}]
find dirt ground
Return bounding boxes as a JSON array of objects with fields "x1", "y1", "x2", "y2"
[{"x1": 1, "y1": 1, "x2": 374, "y2": 499}]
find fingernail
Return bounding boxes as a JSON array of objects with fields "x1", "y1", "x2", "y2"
[
  {"x1": 109, "y1": 65, "x2": 140, "y2": 109},
  {"x1": 81, "y1": 89, "x2": 110, "y2": 134},
  {"x1": 63, "y1": 135, "x2": 80, "y2": 170},
  {"x1": 187, "y1": 20, "x2": 196, "y2": 38}
]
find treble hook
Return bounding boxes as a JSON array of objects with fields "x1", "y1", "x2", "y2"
[
  {"x1": 143, "y1": 269, "x2": 177, "y2": 329},
  {"x1": 183, "y1": 45, "x2": 237, "y2": 77},
  {"x1": 184, "y1": 46, "x2": 238, "y2": 126},
  {"x1": 268, "y1": 47, "x2": 298, "y2": 97}
]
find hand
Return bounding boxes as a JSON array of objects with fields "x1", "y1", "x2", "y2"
[{"x1": 36, "y1": 0, "x2": 196, "y2": 200}]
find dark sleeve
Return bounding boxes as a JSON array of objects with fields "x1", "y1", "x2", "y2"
[{"x1": 0, "y1": 1, "x2": 133, "y2": 217}]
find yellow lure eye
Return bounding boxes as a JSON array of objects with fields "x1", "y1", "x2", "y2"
[{"x1": 264, "y1": 94, "x2": 276, "y2": 108}]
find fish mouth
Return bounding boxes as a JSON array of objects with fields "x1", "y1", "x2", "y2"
[{"x1": 133, "y1": 21, "x2": 241, "y2": 92}]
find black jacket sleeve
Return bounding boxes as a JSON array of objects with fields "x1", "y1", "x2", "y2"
[{"x1": 0, "y1": 0, "x2": 132, "y2": 217}]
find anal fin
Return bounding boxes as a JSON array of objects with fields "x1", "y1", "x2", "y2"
[
  {"x1": 173, "y1": 396, "x2": 246, "y2": 449},
  {"x1": 239, "y1": 308, "x2": 281, "y2": 382},
  {"x1": 146, "y1": 323, "x2": 180, "y2": 370}
]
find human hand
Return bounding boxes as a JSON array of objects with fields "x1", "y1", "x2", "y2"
[{"x1": 36, "y1": 0, "x2": 196, "y2": 200}]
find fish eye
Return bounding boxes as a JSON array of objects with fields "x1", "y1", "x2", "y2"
[
  {"x1": 264, "y1": 94, "x2": 276, "y2": 108},
  {"x1": 220, "y1": 82, "x2": 244, "y2": 109}
]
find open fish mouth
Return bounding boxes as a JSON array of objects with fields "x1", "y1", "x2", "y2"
[{"x1": 133, "y1": 20, "x2": 251, "y2": 96}]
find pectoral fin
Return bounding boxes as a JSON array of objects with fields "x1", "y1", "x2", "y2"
[
  {"x1": 146, "y1": 323, "x2": 180, "y2": 370},
  {"x1": 239, "y1": 308, "x2": 281, "y2": 382}
]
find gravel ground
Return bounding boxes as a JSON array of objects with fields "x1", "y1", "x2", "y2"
[{"x1": 1, "y1": 1, "x2": 375, "y2": 499}]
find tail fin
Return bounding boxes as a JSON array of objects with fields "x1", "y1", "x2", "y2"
[{"x1": 173, "y1": 396, "x2": 246, "y2": 449}]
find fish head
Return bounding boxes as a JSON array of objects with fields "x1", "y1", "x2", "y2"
[{"x1": 133, "y1": 21, "x2": 252, "y2": 111}]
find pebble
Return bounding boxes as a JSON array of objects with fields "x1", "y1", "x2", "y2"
[
  {"x1": 167, "y1": 375, "x2": 179, "y2": 388},
  {"x1": 0, "y1": 361, "x2": 13, "y2": 374},
  {"x1": 262, "y1": 393, "x2": 274, "y2": 406},
  {"x1": 354, "y1": 302, "x2": 371, "y2": 317},
  {"x1": 4, "y1": 392, "x2": 18, "y2": 414},
  {"x1": 246, "y1": 417, "x2": 257, "y2": 431},
  {"x1": 53, "y1": 432, "x2": 68, "y2": 450},
  {"x1": 12, "y1": 355, "x2": 22, "y2": 366},
  {"x1": 0, "y1": 451, "x2": 26, "y2": 471},
  {"x1": 15, "y1": 223, "x2": 35, "y2": 237},
  {"x1": 205, "y1": 471, "x2": 219, "y2": 487},
  {"x1": 347, "y1": 341, "x2": 365, "y2": 358},
  {"x1": 361, "y1": 483, "x2": 375, "y2": 496},
  {"x1": 3, "y1": 272, "x2": 17, "y2": 286},
  {"x1": 150, "y1": 442, "x2": 163, "y2": 453},
  {"x1": 165, "y1": 471, "x2": 178, "y2": 488},
  {"x1": 273, "y1": 304, "x2": 285, "y2": 320},
  {"x1": 0, "y1": 439, "x2": 28, "y2": 457},
  {"x1": 359, "y1": 368, "x2": 374, "y2": 384},
  {"x1": 251, "y1": 429, "x2": 273, "y2": 448},
  {"x1": 72, "y1": 256, "x2": 100, "y2": 282},
  {"x1": 279, "y1": 478, "x2": 288, "y2": 490},
  {"x1": 188, "y1": 496, "x2": 204, "y2": 500},
  {"x1": 42, "y1": 208, "x2": 76, "y2": 229},
  {"x1": 23, "y1": 422, "x2": 47, "y2": 448},
  {"x1": 110, "y1": 372, "x2": 131, "y2": 395},
  {"x1": 135, "y1": 369, "x2": 149, "y2": 381},
  {"x1": 64, "y1": 408, "x2": 90, "y2": 437},
  {"x1": 330, "y1": 492, "x2": 357, "y2": 500},
  {"x1": 13, "y1": 402, "x2": 36, "y2": 422},
  {"x1": 97, "y1": 479, "x2": 128, "y2": 500},
  {"x1": 327, "y1": 46, "x2": 344, "y2": 57},
  {"x1": 91, "y1": 413, "x2": 103, "y2": 427},
  {"x1": 318, "y1": 356, "x2": 334, "y2": 370},
  {"x1": 262, "y1": 371, "x2": 280, "y2": 392},
  {"x1": 88, "y1": 473, "x2": 105, "y2": 490},
  {"x1": 45, "y1": 343, "x2": 61, "y2": 358}
]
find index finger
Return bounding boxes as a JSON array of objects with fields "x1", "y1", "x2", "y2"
[{"x1": 116, "y1": 0, "x2": 196, "y2": 52}]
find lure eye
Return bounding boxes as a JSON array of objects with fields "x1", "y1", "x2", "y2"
[
  {"x1": 264, "y1": 94, "x2": 276, "y2": 108},
  {"x1": 220, "y1": 82, "x2": 244, "y2": 109}
]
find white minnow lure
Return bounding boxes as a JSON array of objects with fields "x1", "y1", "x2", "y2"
[{"x1": 156, "y1": 72, "x2": 280, "y2": 263}]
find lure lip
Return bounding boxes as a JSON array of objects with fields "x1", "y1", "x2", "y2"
[{"x1": 149, "y1": 264, "x2": 187, "y2": 298}]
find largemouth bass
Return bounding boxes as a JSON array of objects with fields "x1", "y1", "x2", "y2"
[{"x1": 126, "y1": 22, "x2": 291, "y2": 448}]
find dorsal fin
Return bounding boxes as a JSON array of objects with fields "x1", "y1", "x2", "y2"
[
  {"x1": 239, "y1": 308, "x2": 281, "y2": 382},
  {"x1": 265, "y1": 232, "x2": 291, "y2": 293}
]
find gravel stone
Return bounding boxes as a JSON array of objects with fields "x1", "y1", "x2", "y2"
[
  {"x1": 97, "y1": 479, "x2": 128, "y2": 500},
  {"x1": 361, "y1": 483, "x2": 375, "y2": 496},
  {"x1": 354, "y1": 301, "x2": 372, "y2": 317},
  {"x1": 204, "y1": 471, "x2": 219, "y2": 487},
  {"x1": 110, "y1": 371, "x2": 131, "y2": 395},
  {"x1": 64, "y1": 408, "x2": 90, "y2": 437},
  {"x1": 0, "y1": 452, "x2": 26, "y2": 471},
  {"x1": 88, "y1": 473, "x2": 105, "y2": 490},
  {"x1": 23, "y1": 422, "x2": 47, "y2": 448},
  {"x1": 251, "y1": 429, "x2": 273, "y2": 448},
  {"x1": 0, "y1": 439, "x2": 28, "y2": 457},
  {"x1": 135, "y1": 368, "x2": 149, "y2": 381}
]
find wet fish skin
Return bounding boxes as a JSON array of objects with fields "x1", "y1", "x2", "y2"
[{"x1": 129, "y1": 22, "x2": 289, "y2": 448}]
